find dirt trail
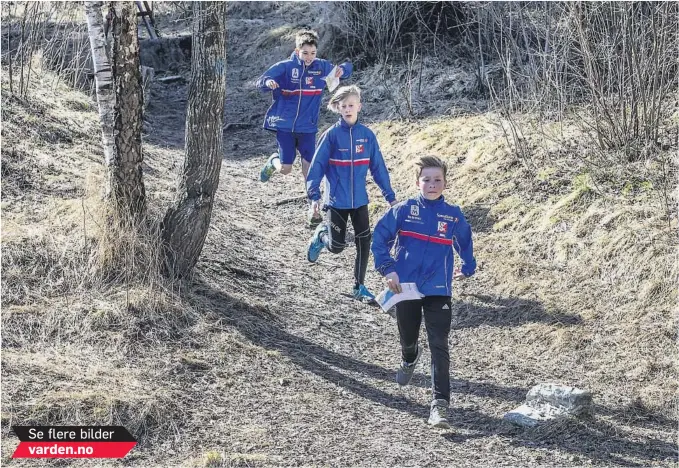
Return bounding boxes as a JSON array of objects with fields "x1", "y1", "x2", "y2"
[{"x1": 198, "y1": 69, "x2": 509, "y2": 468}]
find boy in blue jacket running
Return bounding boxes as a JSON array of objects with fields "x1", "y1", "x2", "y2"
[
  {"x1": 371, "y1": 155, "x2": 476, "y2": 429},
  {"x1": 306, "y1": 85, "x2": 397, "y2": 303},
  {"x1": 257, "y1": 30, "x2": 352, "y2": 192}
]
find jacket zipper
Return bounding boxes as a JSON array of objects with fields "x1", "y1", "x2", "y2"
[
  {"x1": 419, "y1": 203, "x2": 434, "y2": 287},
  {"x1": 409, "y1": 201, "x2": 426, "y2": 287},
  {"x1": 292, "y1": 63, "x2": 305, "y2": 132},
  {"x1": 349, "y1": 127, "x2": 354, "y2": 208}
]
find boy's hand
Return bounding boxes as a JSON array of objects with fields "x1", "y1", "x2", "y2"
[
  {"x1": 453, "y1": 268, "x2": 467, "y2": 280},
  {"x1": 309, "y1": 200, "x2": 321, "y2": 218},
  {"x1": 335, "y1": 66, "x2": 343, "y2": 78},
  {"x1": 389, "y1": 200, "x2": 398, "y2": 207},
  {"x1": 385, "y1": 272, "x2": 402, "y2": 294},
  {"x1": 265, "y1": 79, "x2": 279, "y2": 89}
]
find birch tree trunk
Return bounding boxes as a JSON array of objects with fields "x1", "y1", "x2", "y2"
[
  {"x1": 84, "y1": 1, "x2": 114, "y2": 172},
  {"x1": 162, "y1": 2, "x2": 226, "y2": 277},
  {"x1": 109, "y1": 1, "x2": 145, "y2": 222}
]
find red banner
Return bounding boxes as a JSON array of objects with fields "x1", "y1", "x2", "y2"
[{"x1": 12, "y1": 441, "x2": 136, "y2": 459}]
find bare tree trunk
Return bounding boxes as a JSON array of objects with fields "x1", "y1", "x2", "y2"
[
  {"x1": 7, "y1": 3, "x2": 13, "y2": 94},
  {"x1": 84, "y1": 1, "x2": 114, "y2": 172},
  {"x1": 109, "y1": 1, "x2": 145, "y2": 222},
  {"x1": 162, "y1": 2, "x2": 226, "y2": 277}
]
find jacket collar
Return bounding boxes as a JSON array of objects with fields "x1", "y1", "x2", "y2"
[
  {"x1": 339, "y1": 117, "x2": 359, "y2": 129},
  {"x1": 417, "y1": 193, "x2": 445, "y2": 207}
]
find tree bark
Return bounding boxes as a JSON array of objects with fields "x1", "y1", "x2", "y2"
[
  {"x1": 84, "y1": 1, "x2": 114, "y2": 170},
  {"x1": 109, "y1": 1, "x2": 146, "y2": 222},
  {"x1": 162, "y1": 2, "x2": 227, "y2": 277}
]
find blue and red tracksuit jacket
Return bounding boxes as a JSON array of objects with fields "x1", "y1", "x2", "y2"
[
  {"x1": 372, "y1": 195, "x2": 476, "y2": 297},
  {"x1": 306, "y1": 118, "x2": 396, "y2": 209},
  {"x1": 256, "y1": 52, "x2": 353, "y2": 134}
]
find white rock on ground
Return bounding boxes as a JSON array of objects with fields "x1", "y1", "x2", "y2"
[{"x1": 504, "y1": 383, "x2": 593, "y2": 427}]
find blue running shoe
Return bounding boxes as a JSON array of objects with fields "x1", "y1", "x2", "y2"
[
  {"x1": 260, "y1": 153, "x2": 279, "y2": 182},
  {"x1": 353, "y1": 284, "x2": 376, "y2": 303},
  {"x1": 307, "y1": 223, "x2": 327, "y2": 263}
]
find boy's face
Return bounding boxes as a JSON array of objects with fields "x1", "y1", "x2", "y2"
[
  {"x1": 297, "y1": 44, "x2": 317, "y2": 66},
  {"x1": 417, "y1": 167, "x2": 446, "y2": 200},
  {"x1": 339, "y1": 95, "x2": 361, "y2": 125}
]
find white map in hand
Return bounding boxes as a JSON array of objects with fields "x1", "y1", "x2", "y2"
[
  {"x1": 323, "y1": 65, "x2": 341, "y2": 92},
  {"x1": 375, "y1": 282, "x2": 424, "y2": 313}
]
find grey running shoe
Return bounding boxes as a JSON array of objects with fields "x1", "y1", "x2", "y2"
[
  {"x1": 428, "y1": 399, "x2": 450, "y2": 429},
  {"x1": 396, "y1": 346, "x2": 422, "y2": 386}
]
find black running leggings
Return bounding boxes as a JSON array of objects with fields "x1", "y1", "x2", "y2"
[
  {"x1": 396, "y1": 296, "x2": 452, "y2": 402},
  {"x1": 325, "y1": 205, "x2": 371, "y2": 287}
]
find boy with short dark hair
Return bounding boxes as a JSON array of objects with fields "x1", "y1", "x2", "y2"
[
  {"x1": 371, "y1": 155, "x2": 476, "y2": 428},
  {"x1": 257, "y1": 30, "x2": 352, "y2": 203}
]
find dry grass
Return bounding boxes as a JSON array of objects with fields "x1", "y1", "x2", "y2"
[{"x1": 1, "y1": 64, "x2": 201, "y2": 465}]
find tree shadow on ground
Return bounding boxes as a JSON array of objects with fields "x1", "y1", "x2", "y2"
[
  {"x1": 450, "y1": 378, "x2": 526, "y2": 403},
  {"x1": 443, "y1": 406, "x2": 677, "y2": 467},
  {"x1": 189, "y1": 277, "x2": 676, "y2": 466},
  {"x1": 595, "y1": 403, "x2": 679, "y2": 434},
  {"x1": 452, "y1": 293, "x2": 582, "y2": 330}
]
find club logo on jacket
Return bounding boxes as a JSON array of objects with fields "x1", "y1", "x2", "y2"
[
  {"x1": 411, "y1": 205, "x2": 419, "y2": 216},
  {"x1": 437, "y1": 221, "x2": 447, "y2": 235},
  {"x1": 306, "y1": 77, "x2": 314, "y2": 86},
  {"x1": 292, "y1": 69, "x2": 299, "y2": 79},
  {"x1": 437, "y1": 213, "x2": 458, "y2": 222},
  {"x1": 355, "y1": 144, "x2": 364, "y2": 154}
]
